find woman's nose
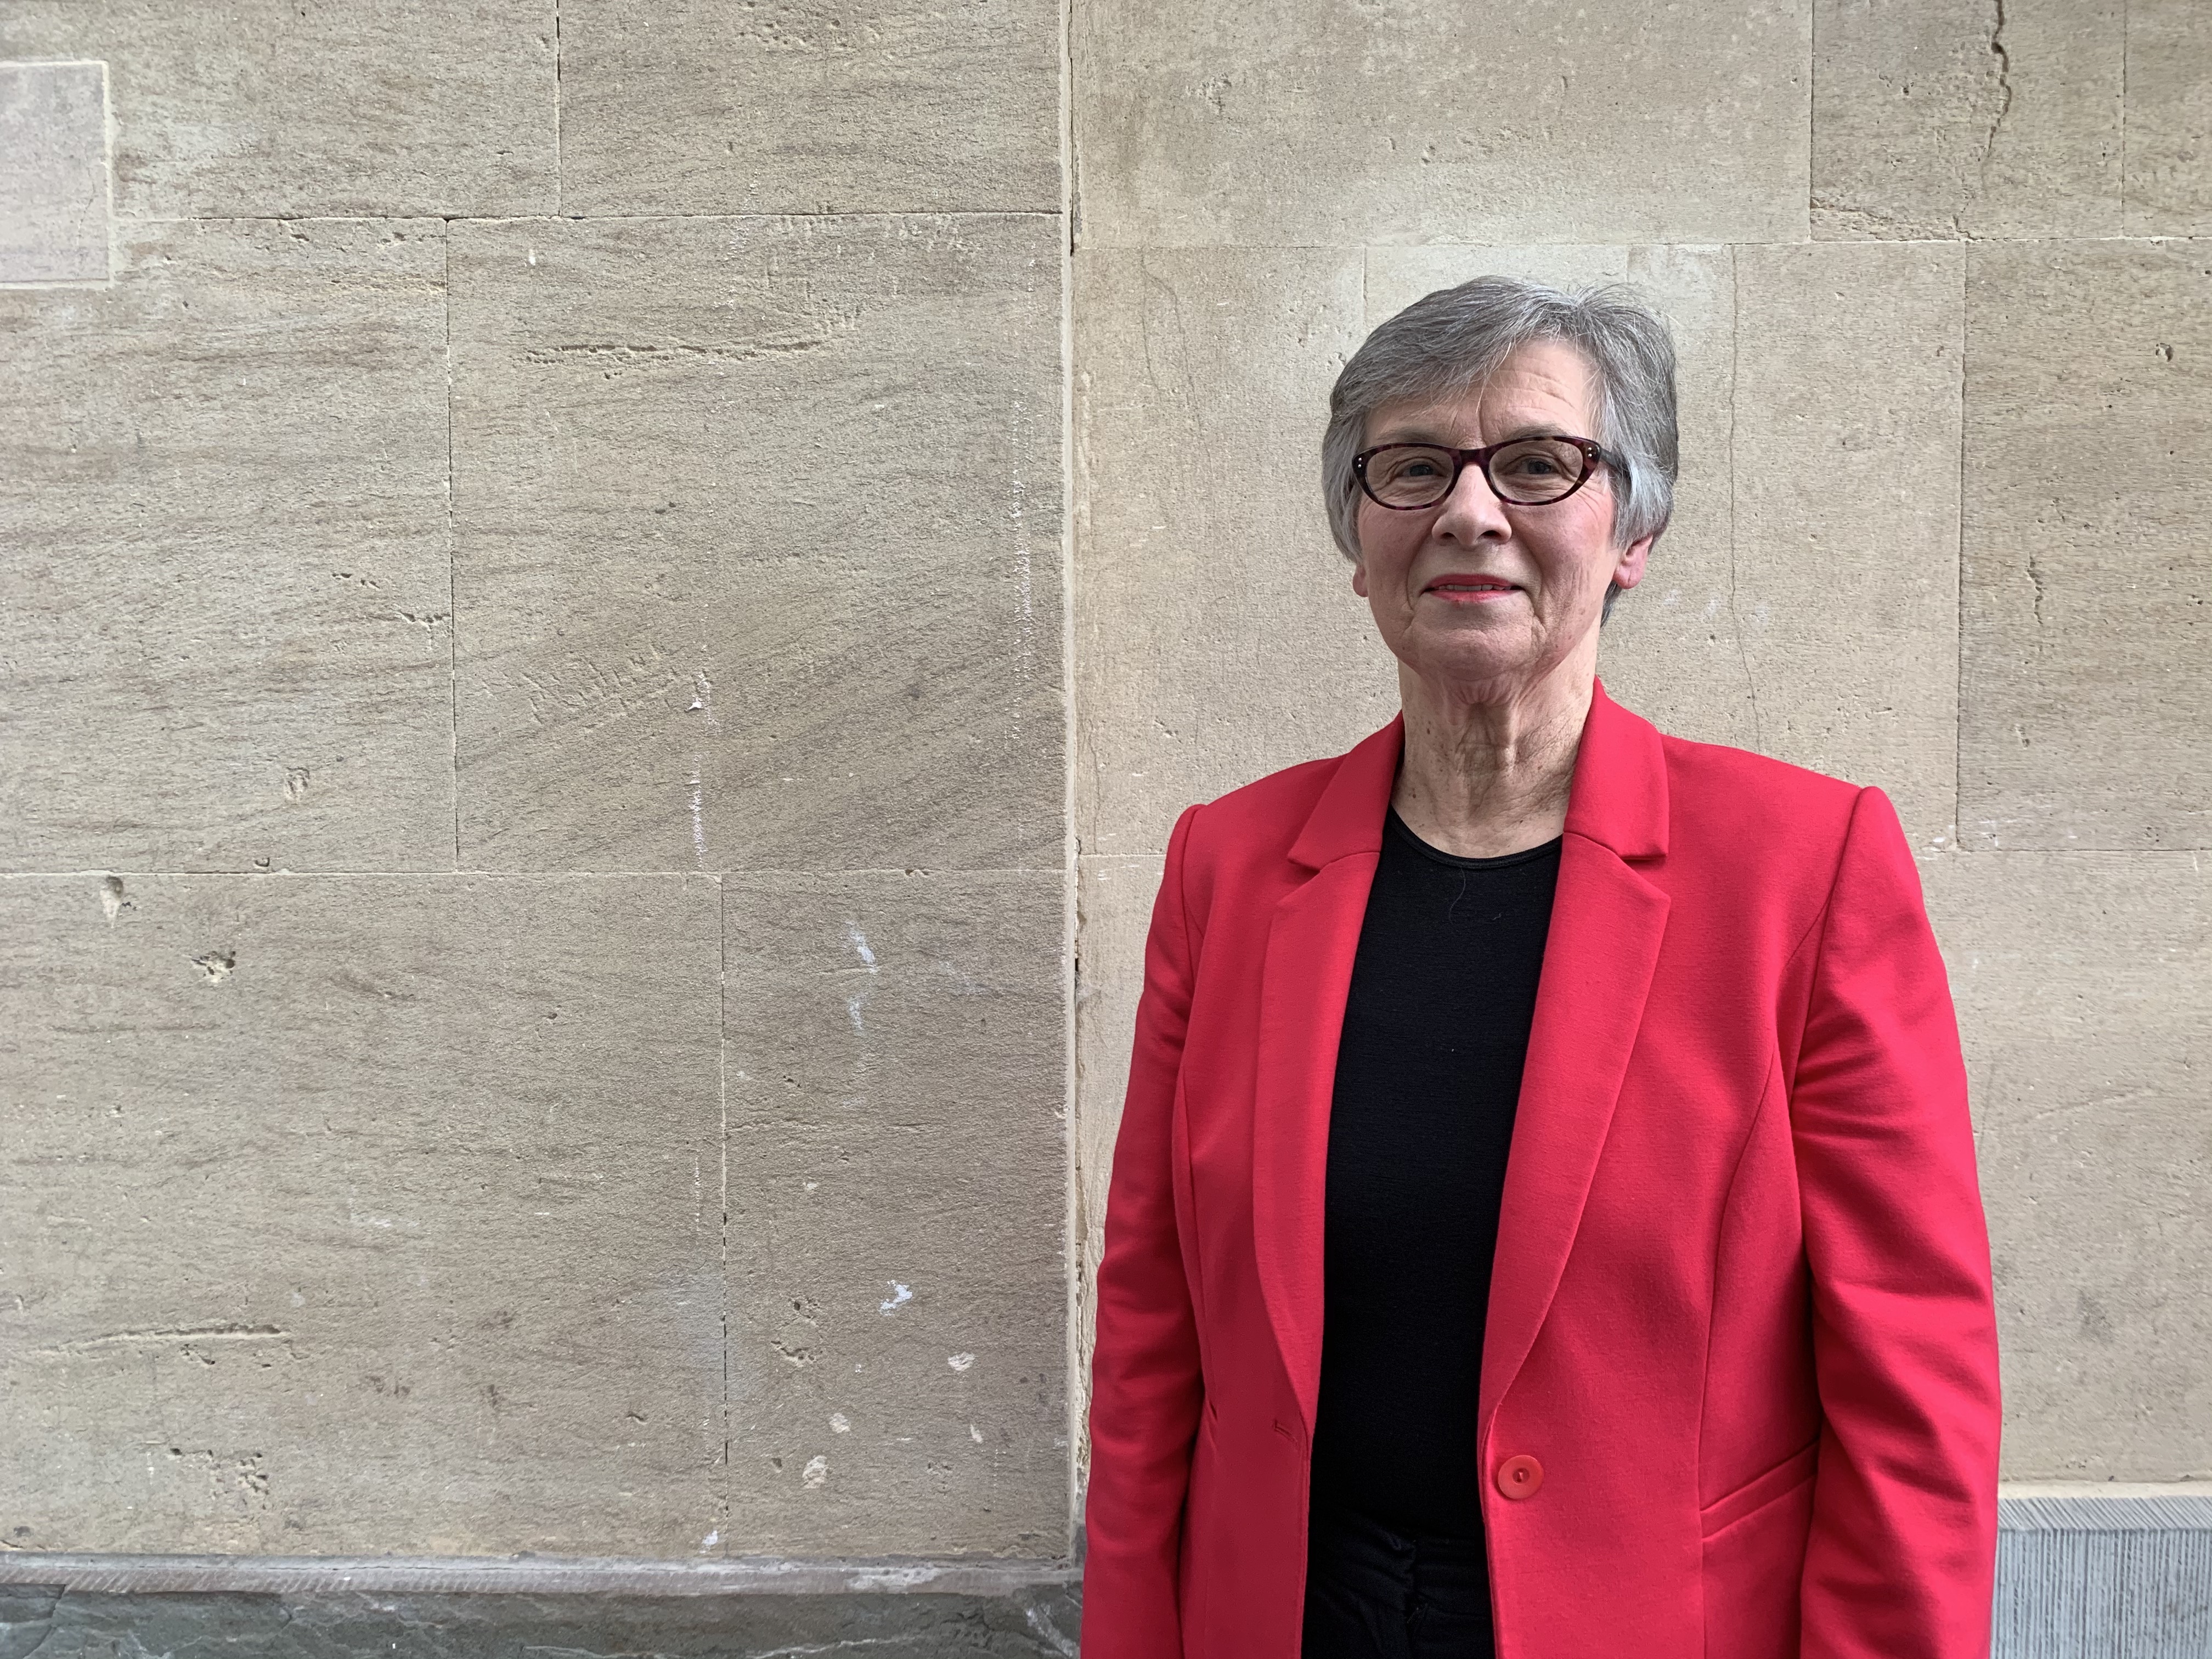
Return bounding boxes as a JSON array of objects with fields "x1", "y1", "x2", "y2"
[{"x1": 1431, "y1": 459, "x2": 1511, "y2": 539}]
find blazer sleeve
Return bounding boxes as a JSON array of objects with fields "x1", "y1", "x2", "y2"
[
  {"x1": 1790, "y1": 787, "x2": 2002, "y2": 1659},
  {"x1": 1080, "y1": 803, "x2": 1206, "y2": 1659}
]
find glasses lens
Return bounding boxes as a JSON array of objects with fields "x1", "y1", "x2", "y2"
[
  {"x1": 1486, "y1": 437, "x2": 1591, "y2": 503},
  {"x1": 1364, "y1": 445, "x2": 1459, "y2": 507}
]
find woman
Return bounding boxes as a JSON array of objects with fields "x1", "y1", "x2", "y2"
[{"x1": 1079, "y1": 276, "x2": 2001, "y2": 1659}]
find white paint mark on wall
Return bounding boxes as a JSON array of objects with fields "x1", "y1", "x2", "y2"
[
  {"x1": 969, "y1": 1423, "x2": 984, "y2": 1443},
  {"x1": 830, "y1": 1412, "x2": 850, "y2": 1434},
  {"x1": 699, "y1": 1528, "x2": 718, "y2": 1550},
  {"x1": 802, "y1": 1455, "x2": 828, "y2": 1489},
  {"x1": 845, "y1": 990, "x2": 871, "y2": 1035},
  {"x1": 948, "y1": 1352, "x2": 975, "y2": 1372},
  {"x1": 686, "y1": 665, "x2": 720, "y2": 727},
  {"x1": 1009, "y1": 398, "x2": 1036, "y2": 685},
  {"x1": 845, "y1": 924, "x2": 878, "y2": 968},
  {"x1": 688, "y1": 759, "x2": 707, "y2": 867},
  {"x1": 879, "y1": 1282, "x2": 912, "y2": 1315}
]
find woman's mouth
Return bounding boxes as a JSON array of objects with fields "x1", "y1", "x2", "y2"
[{"x1": 1423, "y1": 576, "x2": 1520, "y2": 603}]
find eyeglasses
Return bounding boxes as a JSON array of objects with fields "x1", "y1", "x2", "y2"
[{"x1": 1352, "y1": 435, "x2": 1615, "y2": 511}]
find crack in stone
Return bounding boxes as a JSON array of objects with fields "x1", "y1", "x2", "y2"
[{"x1": 1976, "y1": 0, "x2": 2016, "y2": 180}]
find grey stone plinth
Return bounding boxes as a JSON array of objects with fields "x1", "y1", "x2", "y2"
[
  {"x1": 0, "y1": 60, "x2": 109, "y2": 284},
  {"x1": 0, "y1": 1576, "x2": 1084, "y2": 1658},
  {"x1": 1995, "y1": 1492, "x2": 2212, "y2": 1657}
]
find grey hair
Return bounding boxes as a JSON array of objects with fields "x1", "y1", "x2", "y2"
[{"x1": 1321, "y1": 274, "x2": 1680, "y2": 617}]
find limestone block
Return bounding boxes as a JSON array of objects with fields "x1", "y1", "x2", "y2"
[
  {"x1": 0, "y1": 61, "x2": 108, "y2": 284},
  {"x1": 450, "y1": 215, "x2": 1063, "y2": 874},
  {"x1": 721, "y1": 871, "x2": 1066, "y2": 1556},
  {"x1": 1365, "y1": 246, "x2": 1748, "y2": 760},
  {"x1": 1812, "y1": 0, "x2": 2123, "y2": 240},
  {"x1": 1073, "y1": 246, "x2": 1395, "y2": 857},
  {"x1": 0, "y1": 2, "x2": 555, "y2": 217},
  {"x1": 0, "y1": 872, "x2": 725, "y2": 1554},
  {"x1": 1925, "y1": 850, "x2": 2212, "y2": 1480},
  {"x1": 0, "y1": 219, "x2": 454, "y2": 872},
  {"x1": 1728, "y1": 242, "x2": 1964, "y2": 851},
  {"x1": 1070, "y1": 852, "x2": 1163, "y2": 1453},
  {"x1": 2124, "y1": 0, "x2": 2212, "y2": 236},
  {"x1": 560, "y1": 0, "x2": 1058, "y2": 215},
  {"x1": 1073, "y1": 0, "x2": 1810, "y2": 247},
  {"x1": 1960, "y1": 241, "x2": 2212, "y2": 851}
]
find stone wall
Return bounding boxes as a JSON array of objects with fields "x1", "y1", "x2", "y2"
[{"x1": 3, "y1": 0, "x2": 2208, "y2": 1637}]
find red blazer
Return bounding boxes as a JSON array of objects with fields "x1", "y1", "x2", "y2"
[{"x1": 1081, "y1": 683, "x2": 2000, "y2": 1659}]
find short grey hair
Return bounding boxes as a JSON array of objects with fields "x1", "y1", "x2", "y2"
[{"x1": 1321, "y1": 275, "x2": 1680, "y2": 614}]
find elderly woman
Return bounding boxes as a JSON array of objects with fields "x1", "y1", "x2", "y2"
[{"x1": 1079, "y1": 276, "x2": 2001, "y2": 1659}]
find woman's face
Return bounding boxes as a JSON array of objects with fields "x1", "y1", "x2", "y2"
[{"x1": 1351, "y1": 340, "x2": 1652, "y2": 701}]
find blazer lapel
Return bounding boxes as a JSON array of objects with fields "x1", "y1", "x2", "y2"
[
  {"x1": 1480, "y1": 682, "x2": 1673, "y2": 1430},
  {"x1": 1253, "y1": 716, "x2": 1402, "y2": 1434}
]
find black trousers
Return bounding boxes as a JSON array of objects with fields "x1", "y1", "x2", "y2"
[{"x1": 1300, "y1": 1500, "x2": 1497, "y2": 1659}]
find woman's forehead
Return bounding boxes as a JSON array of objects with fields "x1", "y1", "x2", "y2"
[{"x1": 1369, "y1": 341, "x2": 1598, "y2": 441}]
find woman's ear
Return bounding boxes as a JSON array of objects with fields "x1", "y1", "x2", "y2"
[
  {"x1": 1351, "y1": 559, "x2": 1370, "y2": 599},
  {"x1": 1612, "y1": 533, "x2": 1655, "y2": 592}
]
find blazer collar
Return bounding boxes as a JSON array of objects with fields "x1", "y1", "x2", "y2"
[{"x1": 1285, "y1": 678, "x2": 1670, "y2": 869}]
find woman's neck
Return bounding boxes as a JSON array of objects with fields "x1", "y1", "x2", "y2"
[{"x1": 1390, "y1": 654, "x2": 1593, "y2": 859}]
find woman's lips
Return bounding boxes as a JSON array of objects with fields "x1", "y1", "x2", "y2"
[{"x1": 1423, "y1": 578, "x2": 1520, "y2": 603}]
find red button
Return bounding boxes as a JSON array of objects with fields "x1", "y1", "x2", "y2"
[{"x1": 1496, "y1": 1454, "x2": 1544, "y2": 1499}]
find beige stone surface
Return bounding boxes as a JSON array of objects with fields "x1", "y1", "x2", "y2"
[
  {"x1": 1365, "y1": 245, "x2": 1751, "y2": 759},
  {"x1": 1727, "y1": 242, "x2": 1964, "y2": 851},
  {"x1": 721, "y1": 871, "x2": 1067, "y2": 1556},
  {"x1": 1926, "y1": 850, "x2": 2212, "y2": 1481},
  {"x1": 450, "y1": 214, "x2": 1063, "y2": 874},
  {"x1": 1073, "y1": 246, "x2": 1394, "y2": 857},
  {"x1": 0, "y1": 873, "x2": 725, "y2": 1553},
  {"x1": 0, "y1": 2, "x2": 555, "y2": 218},
  {"x1": 1811, "y1": 0, "x2": 2123, "y2": 240},
  {"x1": 0, "y1": 219, "x2": 454, "y2": 872},
  {"x1": 0, "y1": 61, "x2": 109, "y2": 285},
  {"x1": 1069, "y1": 852, "x2": 1160, "y2": 1460},
  {"x1": 2125, "y1": 0, "x2": 2212, "y2": 236},
  {"x1": 1960, "y1": 240, "x2": 2212, "y2": 851},
  {"x1": 560, "y1": 0, "x2": 1059, "y2": 215},
  {"x1": 1074, "y1": 0, "x2": 1811, "y2": 248}
]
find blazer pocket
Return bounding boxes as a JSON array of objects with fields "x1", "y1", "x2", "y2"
[{"x1": 1699, "y1": 1439, "x2": 1818, "y2": 1539}]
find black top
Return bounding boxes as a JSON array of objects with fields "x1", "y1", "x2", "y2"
[{"x1": 1307, "y1": 806, "x2": 1562, "y2": 1541}]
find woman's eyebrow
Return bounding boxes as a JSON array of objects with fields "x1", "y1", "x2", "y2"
[{"x1": 1369, "y1": 421, "x2": 1575, "y2": 445}]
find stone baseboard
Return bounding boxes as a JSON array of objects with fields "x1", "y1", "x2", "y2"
[{"x1": 2, "y1": 1491, "x2": 2205, "y2": 1657}]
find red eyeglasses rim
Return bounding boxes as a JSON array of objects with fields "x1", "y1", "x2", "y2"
[{"x1": 1351, "y1": 436, "x2": 1617, "y2": 510}]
